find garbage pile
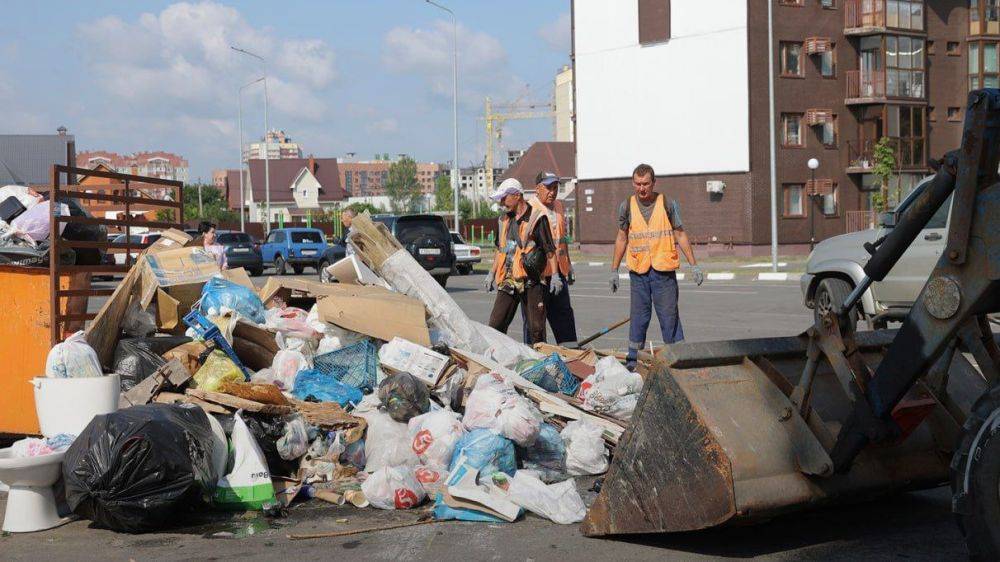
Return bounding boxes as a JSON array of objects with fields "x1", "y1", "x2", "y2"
[
  {"x1": 0, "y1": 184, "x2": 107, "y2": 267},
  {"x1": 34, "y1": 218, "x2": 639, "y2": 534}
]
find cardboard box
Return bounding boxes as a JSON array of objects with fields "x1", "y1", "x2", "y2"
[
  {"x1": 378, "y1": 337, "x2": 450, "y2": 386},
  {"x1": 139, "y1": 245, "x2": 220, "y2": 332},
  {"x1": 316, "y1": 284, "x2": 431, "y2": 346},
  {"x1": 324, "y1": 254, "x2": 388, "y2": 288}
]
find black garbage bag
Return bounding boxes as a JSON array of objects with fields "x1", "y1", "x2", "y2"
[
  {"x1": 377, "y1": 372, "x2": 431, "y2": 423},
  {"x1": 61, "y1": 197, "x2": 107, "y2": 266},
  {"x1": 62, "y1": 404, "x2": 223, "y2": 533},
  {"x1": 112, "y1": 336, "x2": 192, "y2": 391},
  {"x1": 239, "y1": 413, "x2": 300, "y2": 477}
]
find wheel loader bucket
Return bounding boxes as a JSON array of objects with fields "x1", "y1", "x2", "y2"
[{"x1": 582, "y1": 331, "x2": 988, "y2": 537}]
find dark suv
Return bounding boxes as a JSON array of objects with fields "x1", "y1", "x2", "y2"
[
  {"x1": 372, "y1": 214, "x2": 455, "y2": 286},
  {"x1": 216, "y1": 230, "x2": 263, "y2": 276}
]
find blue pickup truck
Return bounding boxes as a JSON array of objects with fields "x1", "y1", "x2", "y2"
[{"x1": 260, "y1": 227, "x2": 328, "y2": 275}]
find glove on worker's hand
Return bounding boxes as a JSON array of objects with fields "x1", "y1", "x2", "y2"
[
  {"x1": 691, "y1": 265, "x2": 705, "y2": 286},
  {"x1": 483, "y1": 274, "x2": 496, "y2": 292},
  {"x1": 550, "y1": 278, "x2": 564, "y2": 296},
  {"x1": 609, "y1": 271, "x2": 620, "y2": 294}
]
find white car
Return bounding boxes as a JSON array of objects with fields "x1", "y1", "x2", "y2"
[
  {"x1": 450, "y1": 232, "x2": 482, "y2": 275},
  {"x1": 801, "y1": 175, "x2": 951, "y2": 328}
]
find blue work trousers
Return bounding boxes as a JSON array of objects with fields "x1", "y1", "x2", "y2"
[{"x1": 627, "y1": 269, "x2": 684, "y2": 369}]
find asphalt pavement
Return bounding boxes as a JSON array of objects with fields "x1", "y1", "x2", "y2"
[{"x1": 1, "y1": 265, "x2": 969, "y2": 560}]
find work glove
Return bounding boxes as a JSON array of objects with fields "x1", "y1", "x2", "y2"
[
  {"x1": 567, "y1": 266, "x2": 576, "y2": 286},
  {"x1": 609, "y1": 270, "x2": 620, "y2": 294},
  {"x1": 483, "y1": 274, "x2": 496, "y2": 293},
  {"x1": 691, "y1": 265, "x2": 705, "y2": 286},
  {"x1": 549, "y1": 278, "x2": 563, "y2": 296}
]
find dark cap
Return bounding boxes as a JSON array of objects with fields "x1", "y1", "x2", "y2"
[{"x1": 535, "y1": 171, "x2": 559, "y2": 186}]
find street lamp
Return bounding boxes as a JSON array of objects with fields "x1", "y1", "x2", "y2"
[
  {"x1": 231, "y1": 45, "x2": 271, "y2": 232},
  {"x1": 238, "y1": 77, "x2": 265, "y2": 233},
  {"x1": 807, "y1": 157, "x2": 821, "y2": 251},
  {"x1": 425, "y1": 0, "x2": 460, "y2": 232}
]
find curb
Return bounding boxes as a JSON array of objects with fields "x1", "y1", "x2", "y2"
[{"x1": 613, "y1": 271, "x2": 802, "y2": 282}]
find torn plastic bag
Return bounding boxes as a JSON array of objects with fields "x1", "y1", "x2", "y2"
[
  {"x1": 449, "y1": 429, "x2": 516, "y2": 484},
  {"x1": 46, "y1": 330, "x2": 103, "y2": 379},
  {"x1": 7, "y1": 200, "x2": 68, "y2": 243},
  {"x1": 340, "y1": 437, "x2": 366, "y2": 470},
  {"x1": 112, "y1": 336, "x2": 192, "y2": 391},
  {"x1": 408, "y1": 409, "x2": 464, "y2": 469},
  {"x1": 520, "y1": 353, "x2": 581, "y2": 396},
  {"x1": 517, "y1": 423, "x2": 567, "y2": 483},
  {"x1": 292, "y1": 368, "x2": 363, "y2": 407},
  {"x1": 504, "y1": 471, "x2": 586, "y2": 524},
  {"x1": 213, "y1": 412, "x2": 277, "y2": 511},
  {"x1": 62, "y1": 404, "x2": 226, "y2": 532},
  {"x1": 312, "y1": 339, "x2": 378, "y2": 393},
  {"x1": 193, "y1": 349, "x2": 244, "y2": 392},
  {"x1": 198, "y1": 276, "x2": 265, "y2": 323},
  {"x1": 361, "y1": 466, "x2": 426, "y2": 510},
  {"x1": 377, "y1": 372, "x2": 431, "y2": 423},
  {"x1": 276, "y1": 415, "x2": 312, "y2": 461},
  {"x1": 560, "y1": 420, "x2": 609, "y2": 476}
]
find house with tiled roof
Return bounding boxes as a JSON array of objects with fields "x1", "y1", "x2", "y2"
[{"x1": 227, "y1": 156, "x2": 346, "y2": 222}]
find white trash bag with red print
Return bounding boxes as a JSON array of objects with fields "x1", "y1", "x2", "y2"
[
  {"x1": 413, "y1": 465, "x2": 450, "y2": 497},
  {"x1": 408, "y1": 409, "x2": 465, "y2": 469},
  {"x1": 361, "y1": 466, "x2": 426, "y2": 510}
]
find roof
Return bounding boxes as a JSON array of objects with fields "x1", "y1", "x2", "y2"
[
  {"x1": 243, "y1": 157, "x2": 346, "y2": 205},
  {"x1": 0, "y1": 134, "x2": 75, "y2": 186},
  {"x1": 498, "y1": 141, "x2": 575, "y2": 189}
]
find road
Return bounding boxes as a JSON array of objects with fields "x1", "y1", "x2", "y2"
[{"x1": 1, "y1": 265, "x2": 968, "y2": 560}]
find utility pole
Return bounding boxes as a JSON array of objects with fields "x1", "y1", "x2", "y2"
[
  {"x1": 767, "y1": 0, "x2": 779, "y2": 272},
  {"x1": 231, "y1": 45, "x2": 271, "y2": 232},
  {"x1": 237, "y1": 77, "x2": 263, "y2": 231},
  {"x1": 197, "y1": 183, "x2": 203, "y2": 216},
  {"x1": 426, "y1": 0, "x2": 459, "y2": 231}
]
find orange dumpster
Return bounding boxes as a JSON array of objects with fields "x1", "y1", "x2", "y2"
[{"x1": 0, "y1": 265, "x2": 90, "y2": 436}]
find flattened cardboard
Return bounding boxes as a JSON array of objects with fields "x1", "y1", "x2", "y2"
[
  {"x1": 221, "y1": 267, "x2": 255, "y2": 291},
  {"x1": 147, "y1": 228, "x2": 192, "y2": 254},
  {"x1": 325, "y1": 254, "x2": 388, "y2": 287},
  {"x1": 379, "y1": 337, "x2": 449, "y2": 386},
  {"x1": 316, "y1": 284, "x2": 430, "y2": 346},
  {"x1": 139, "y1": 245, "x2": 220, "y2": 331}
]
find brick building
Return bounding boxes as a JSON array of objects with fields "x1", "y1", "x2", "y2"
[
  {"x1": 339, "y1": 159, "x2": 446, "y2": 197},
  {"x1": 77, "y1": 150, "x2": 190, "y2": 183},
  {"x1": 572, "y1": 0, "x2": 969, "y2": 253}
]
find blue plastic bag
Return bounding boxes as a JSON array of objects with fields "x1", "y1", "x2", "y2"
[
  {"x1": 198, "y1": 277, "x2": 265, "y2": 324},
  {"x1": 518, "y1": 423, "x2": 567, "y2": 483},
  {"x1": 292, "y1": 369, "x2": 363, "y2": 407},
  {"x1": 448, "y1": 429, "x2": 516, "y2": 480},
  {"x1": 432, "y1": 463, "x2": 522, "y2": 522},
  {"x1": 520, "y1": 353, "x2": 581, "y2": 396},
  {"x1": 313, "y1": 340, "x2": 378, "y2": 392}
]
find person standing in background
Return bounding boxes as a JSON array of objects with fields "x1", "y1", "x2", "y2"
[
  {"x1": 609, "y1": 164, "x2": 703, "y2": 370},
  {"x1": 341, "y1": 208, "x2": 357, "y2": 256},
  {"x1": 199, "y1": 220, "x2": 227, "y2": 270}
]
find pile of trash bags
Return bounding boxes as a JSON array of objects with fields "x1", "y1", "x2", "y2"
[
  {"x1": 44, "y1": 231, "x2": 641, "y2": 534},
  {"x1": 0, "y1": 184, "x2": 107, "y2": 267}
]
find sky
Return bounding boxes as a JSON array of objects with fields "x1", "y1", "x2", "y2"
[{"x1": 1, "y1": 0, "x2": 571, "y2": 182}]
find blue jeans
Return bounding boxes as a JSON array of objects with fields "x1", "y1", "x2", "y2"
[{"x1": 627, "y1": 269, "x2": 684, "y2": 369}]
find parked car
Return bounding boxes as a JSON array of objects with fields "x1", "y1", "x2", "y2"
[
  {"x1": 373, "y1": 214, "x2": 455, "y2": 286},
  {"x1": 801, "y1": 175, "x2": 950, "y2": 328},
  {"x1": 260, "y1": 227, "x2": 328, "y2": 275},
  {"x1": 216, "y1": 230, "x2": 263, "y2": 276},
  {"x1": 317, "y1": 236, "x2": 348, "y2": 283},
  {"x1": 450, "y1": 232, "x2": 482, "y2": 275}
]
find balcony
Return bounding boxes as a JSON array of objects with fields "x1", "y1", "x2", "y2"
[
  {"x1": 844, "y1": 0, "x2": 926, "y2": 36},
  {"x1": 846, "y1": 138, "x2": 927, "y2": 174},
  {"x1": 845, "y1": 69, "x2": 925, "y2": 104}
]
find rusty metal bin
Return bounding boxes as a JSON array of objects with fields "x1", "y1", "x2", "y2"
[{"x1": 0, "y1": 265, "x2": 91, "y2": 436}]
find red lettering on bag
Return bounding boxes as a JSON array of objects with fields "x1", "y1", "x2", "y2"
[
  {"x1": 414, "y1": 467, "x2": 439, "y2": 483},
  {"x1": 412, "y1": 429, "x2": 434, "y2": 454},
  {"x1": 394, "y1": 488, "x2": 419, "y2": 509}
]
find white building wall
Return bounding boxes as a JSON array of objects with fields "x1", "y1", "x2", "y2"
[{"x1": 574, "y1": 0, "x2": 749, "y2": 180}]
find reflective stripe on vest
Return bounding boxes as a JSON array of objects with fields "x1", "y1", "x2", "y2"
[
  {"x1": 494, "y1": 207, "x2": 553, "y2": 284},
  {"x1": 625, "y1": 194, "x2": 679, "y2": 274},
  {"x1": 530, "y1": 198, "x2": 571, "y2": 277}
]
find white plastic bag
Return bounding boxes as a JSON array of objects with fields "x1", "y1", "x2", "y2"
[
  {"x1": 0, "y1": 184, "x2": 43, "y2": 211},
  {"x1": 579, "y1": 357, "x2": 644, "y2": 421},
  {"x1": 462, "y1": 373, "x2": 518, "y2": 431},
  {"x1": 496, "y1": 396, "x2": 543, "y2": 447},
  {"x1": 413, "y1": 465, "x2": 449, "y2": 497},
  {"x1": 408, "y1": 409, "x2": 465, "y2": 469},
  {"x1": 265, "y1": 307, "x2": 319, "y2": 339},
  {"x1": 504, "y1": 471, "x2": 587, "y2": 524},
  {"x1": 277, "y1": 416, "x2": 311, "y2": 461},
  {"x1": 214, "y1": 413, "x2": 277, "y2": 510},
  {"x1": 361, "y1": 465, "x2": 426, "y2": 510},
  {"x1": 270, "y1": 331, "x2": 311, "y2": 390},
  {"x1": 45, "y1": 331, "x2": 103, "y2": 378},
  {"x1": 355, "y1": 397, "x2": 418, "y2": 472},
  {"x1": 7, "y1": 200, "x2": 68, "y2": 243},
  {"x1": 561, "y1": 420, "x2": 609, "y2": 476}
]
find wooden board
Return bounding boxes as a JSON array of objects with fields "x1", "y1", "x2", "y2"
[{"x1": 186, "y1": 388, "x2": 293, "y2": 415}]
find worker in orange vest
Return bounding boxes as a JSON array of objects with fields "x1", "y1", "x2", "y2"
[
  {"x1": 519, "y1": 171, "x2": 577, "y2": 346},
  {"x1": 610, "y1": 163, "x2": 704, "y2": 370},
  {"x1": 484, "y1": 178, "x2": 560, "y2": 344}
]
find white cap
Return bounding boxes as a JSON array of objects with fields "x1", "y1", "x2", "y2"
[{"x1": 489, "y1": 178, "x2": 523, "y2": 201}]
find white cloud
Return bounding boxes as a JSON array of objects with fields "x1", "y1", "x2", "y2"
[
  {"x1": 381, "y1": 20, "x2": 522, "y2": 108},
  {"x1": 538, "y1": 12, "x2": 571, "y2": 53},
  {"x1": 366, "y1": 118, "x2": 399, "y2": 135}
]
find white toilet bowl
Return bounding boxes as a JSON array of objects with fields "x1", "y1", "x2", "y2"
[{"x1": 0, "y1": 374, "x2": 120, "y2": 533}]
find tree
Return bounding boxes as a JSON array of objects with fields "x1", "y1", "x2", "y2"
[
  {"x1": 872, "y1": 136, "x2": 897, "y2": 212},
  {"x1": 434, "y1": 174, "x2": 454, "y2": 211},
  {"x1": 385, "y1": 156, "x2": 422, "y2": 214},
  {"x1": 182, "y1": 184, "x2": 238, "y2": 223}
]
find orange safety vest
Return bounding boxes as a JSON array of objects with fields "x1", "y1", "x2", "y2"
[
  {"x1": 494, "y1": 206, "x2": 554, "y2": 285},
  {"x1": 625, "y1": 194, "x2": 680, "y2": 274},
  {"x1": 529, "y1": 198, "x2": 571, "y2": 277}
]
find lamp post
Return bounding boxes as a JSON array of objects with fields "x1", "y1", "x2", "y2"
[
  {"x1": 238, "y1": 77, "x2": 264, "y2": 232},
  {"x1": 807, "y1": 157, "x2": 820, "y2": 251},
  {"x1": 425, "y1": 0, "x2": 460, "y2": 232},
  {"x1": 231, "y1": 45, "x2": 271, "y2": 232}
]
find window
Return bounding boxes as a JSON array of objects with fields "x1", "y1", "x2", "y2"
[
  {"x1": 886, "y1": 35, "x2": 925, "y2": 98},
  {"x1": 820, "y1": 46, "x2": 836, "y2": 77},
  {"x1": 821, "y1": 115, "x2": 838, "y2": 147},
  {"x1": 886, "y1": 0, "x2": 924, "y2": 31},
  {"x1": 783, "y1": 185, "x2": 805, "y2": 217},
  {"x1": 638, "y1": 0, "x2": 670, "y2": 45},
  {"x1": 780, "y1": 0, "x2": 803, "y2": 4},
  {"x1": 948, "y1": 107, "x2": 962, "y2": 121},
  {"x1": 887, "y1": 106, "x2": 926, "y2": 167},
  {"x1": 969, "y1": 41, "x2": 1000, "y2": 89},
  {"x1": 781, "y1": 42, "x2": 804, "y2": 76},
  {"x1": 782, "y1": 113, "x2": 804, "y2": 146},
  {"x1": 947, "y1": 41, "x2": 961, "y2": 56},
  {"x1": 821, "y1": 0, "x2": 836, "y2": 8},
  {"x1": 822, "y1": 186, "x2": 838, "y2": 216},
  {"x1": 971, "y1": 0, "x2": 1000, "y2": 35}
]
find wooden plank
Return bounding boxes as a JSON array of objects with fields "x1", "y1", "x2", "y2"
[
  {"x1": 119, "y1": 359, "x2": 192, "y2": 408},
  {"x1": 85, "y1": 262, "x2": 142, "y2": 367},
  {"x1": 186, "y1": 388, "x2": 293, "y2": 415}
]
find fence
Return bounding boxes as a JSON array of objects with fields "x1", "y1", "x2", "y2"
[{"x1": 846, "y1": 210, "x2": 878, "y2": 233}]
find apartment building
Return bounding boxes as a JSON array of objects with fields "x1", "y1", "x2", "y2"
[
  {"x1": 77, "y1": 150, "x2": 190, "y2": 183},
  {"x1": 339, "y1": 159, "x2": 446, "y2": 197},
  {"x1": 243, "y1": 129, "x2": 304, "y2": 162},
  {"x1": 572, "y1": 0, "x2": 969, "y2": 251}
]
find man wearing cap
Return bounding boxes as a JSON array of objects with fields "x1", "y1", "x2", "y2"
[
  {"x1": 520, "y1": 171, "x2": 578, "y2": 346},
  {"x1": 484, "y1": 178, "x2": 559, "y2": 344},
  {"x1": 610, "y1": 163, "x2": 704, "y2": 370}
]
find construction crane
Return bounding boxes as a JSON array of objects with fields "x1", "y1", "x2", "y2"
[{"x1": 482, "y1": 97, "x2": 554, "y2": 206}]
